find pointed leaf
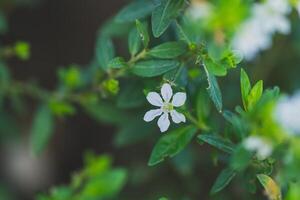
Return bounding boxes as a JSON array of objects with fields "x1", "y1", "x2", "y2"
[
  {"x1": 197, "y1": 134, "x2": 235, "y2": 154},
  {"x1": 132, "y1": 59, "x2": 179, "y2": 77},
  {"x1": 211, "y1": 168, "x2": 237, "y2": 194},
  {"x1": 95, "y1": 34, "x2": 115, "y2": 70},
  {"x1": 148, "y1": 125, "x2": 197, "y2": 166},
  {"x1": 136, "y1": 20, "x2": 150, "y2": 48},
  {"x1": 148, "y1": 41, "x2": 187, "y2": 59},
  {"x1": 240, "y1": 68, "x2": 251, "y2": 110},
  {"x1": 257, "y1": 174, "x2": 282, "y2": 200},
  {"x1": 128, "y1": 28, "x2": 142, "y2": 56},
  {"x1": 151, "y1": 0, "x2": 185, "y2": 37}
]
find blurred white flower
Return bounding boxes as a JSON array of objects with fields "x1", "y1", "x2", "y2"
[
  {"x1": 297, "y1": 1, "x2": 300, "y2": 16},
  {"x1": 244, "y1": 136, "x2": 273, "y2": 160},
  {"x1": 144, "y1": 83, "x2": 186, "y2": 132},
  {"x1": 232, "y1": 0, "x2": 291, "y2": 60},
  {"x1": 275, "y1": 92, "x2": 300, "y2": 135},
  {"x1": 186, "y1": 0, "x2": 213, "y2": 20}
]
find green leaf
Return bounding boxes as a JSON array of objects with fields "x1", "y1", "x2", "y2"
[
  {"x1": 204, "y1": 65, "x2": 223, "y2": 112},
  {"x1": 158, "y1": 197, "x2": 168, "y2": 200},
  {"x1": 115, "y1": 0, "x2": 155, "y2": 22},
  {"x1": 204, "y1": 58, "x2": 227, "y2": 77},
  {"x1": 247, "y1": 80, "x2": 263, "y2": 110},
  {"x1": 136, "y1": 20, "x2": 150, "y2": 48},
  {"x1": 148, "y1": 41, "x2": 187, "y2": 59},
  {"x1": 117, "y1": 82, "x2": 145, "y2": 109},
  {"x1": 108, "y1": 57, "x2": 127, "y2": 69},
  {"x1": 132, "y1": 59, "x2": 179, "y2": 77},
  {"x1": 197, "y1": 134, "x2": 235, "y2": 154},
  {"x1": 148, "y1": 125, "x2": 197, "y2": 166},
  {"x1": 151, "y1": 0, "x2": 185, "y2": 37},
  {"x1": 230, "y1": 146, "x2": 252, "y2": 171},
  {"x1": 163, "y1": 66, "x2": 188, "y2": 87},
  {"x1": 95, "y1": 33, "x2": 115, "y2": 70},
  {"x1": 128, "y1": 27, "x2": 142, "y2": 56},
  {"x1": 240, "y1": 68, "x2": 251, "y2": 110},
  {"x1": 211, "y1": 168, "x2": 237, "y2": 194},
  {"x1": 257, "y1": 174, "x2": 282, "y2": 200},
  {"x1": 30, "y1": 105, "x2": 54, "y2": 155}
]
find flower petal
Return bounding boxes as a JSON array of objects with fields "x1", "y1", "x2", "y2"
[
  {"x1": 170, "y1": 110, "x2": 186, "y2": 124},
  {"x1": 161, "y1": 83, "x2": 173, "y2": 102},
  {"x1": 146, "y1": 92, "x2": 163, "y2": 106},
  {"x1": 143, "y1": 109, "x2": 162, "y2": 122},
  {"x1": 172, "y1": 92, "x2": 186, "y2": 107},
  {"x1": 157, "y1": 113, "x2": 170, "y2": 132}
]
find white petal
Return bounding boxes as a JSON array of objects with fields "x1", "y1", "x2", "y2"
[
  {"x1": 170, "y1": 110, "x2": 186, "y2": 124},
  {"x1": 172, "y1": 92, "x2": 186, "y2": 107},
  {"x1": 143, "y1": 109, "x2": 162, "y2": 122},
  {"x1": 146, "y1": 92, "x2": 163, "y2": 107},
  {"x1": 157, "y1": 113, "x2": 170, "y2": 132},
  {"x1": 161, "y1": 83, "x2": 173, "y2": 102}
]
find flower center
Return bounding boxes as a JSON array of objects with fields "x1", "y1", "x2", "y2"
[{"x1": 162, "y1": 102, "x2": 173, "y2": 112}]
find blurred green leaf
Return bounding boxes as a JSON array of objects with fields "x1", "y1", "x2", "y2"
[
  {"x1": 108, "y1": 57, "x2": 127, "y2": 69},
  {"x1": 211, "y1": 168, "x2": 236, "y2": 194},
  {"x1": 257, "y1": 174, "x2": 282, "y2": 200},
  {"x1": 204, "y1": 58, "x2": 227, "y2": 77},
  {"x1": 151, "y1": 0, "x2": 185, "y2": 37},
  {"x1": 115, "y1": 0, "x2": 155, "y2": 22},
  {"x1": 148, "y1": 41, "x2": 187, "y2": 59},
  {"x1": 240, "y1": 68, "x2": 251, "y2": 111},
  {"x1": 197, "y1": 134, "x2": 235, "y2": 154},
  {"x1": 148, "y1": 125, "x2": 197, "y2": 166},
  {"x1": 136, "y1": 20, "x2": 150, "y2": 48},
  {"x1": 230, "y1": 145, "x2": 252, "y2": 171},
  {"x1": 0, "y1": 12, "x2": 8, "y2": 35},
  {"x1": 204, "y1": 65, "x2": 223, "y2": 112},
  {"x1": 96, "y1": 33, "x2": 115, "y2": 70},
  {"x1": 128, "y1": 27, "x2": 142, "y2": 56},
  {"x1": 30, "y1": 105, "x2": 54, "y2": 155},
  {"x1": 14, "y1": 41, "x2": 30, "y2": 61},
  {"x1": 247, "y1": 80, "x2": 263, "y2": 110},
  {"x1": 132, "y1": 59, "x2": 179, "y2": 77},
  {"x1": 117, "y1": 82, "x2": 145, "y2": 109}
]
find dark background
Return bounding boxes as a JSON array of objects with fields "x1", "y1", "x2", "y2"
[{"x1": 1, "y1": 1, "x2": 132, "y2": 199}]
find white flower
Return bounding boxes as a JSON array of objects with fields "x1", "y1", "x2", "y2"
[
  {"x1": 297, "y1": 1, "x2": 300, "y2": 17},
  {"x1": 232, "y1": 0, "x2": 291, "y2": 60},
  {"x1": 186, "y1": 0, "x2": 213, "y2": 20},
  {"x1": 143, "y1": 83, "x2": 186, "y2": 132},
  {"x1": 244, "y1": 136, "x2": 273, "y2": 160},
  {"x1": 275, "y1": 91, "x2": 300, "y2": 135}
]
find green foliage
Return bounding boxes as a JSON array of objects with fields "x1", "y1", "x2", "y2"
[
  {"x1": 148, "y1": 41, "x2": 187, "y2": 59},
  {"x1": 148, "y1": 125, "x2": 197, "y2": 166},
  {"x1": 257, "y1": 174, "x2": 282, "y2": 200},
  {"x1": 211, "y1": 168, "x2": 237, "y2": 194},
  {"x1": 30, "y1": 105, "x2": 54, "y2": 155},
  {"x1": 108, "y1": 57, "x2": 127, "y2": 69},
  {"x1": 14, "y1": 41, "x2": 30, "y2": 60},
  {"x1": 115, "y1": 0, "x2": 155, "y2": 22},
  {"x1": 151, "y1": 0, "x2": 185, "y2": 37},
  {"x1": 136, "y1": 20, "x2": 150, "y2": 48},
  {"x1": 197, "y1": 134, "x2": 235, "y2": 154},
  {"x1": 204, "y1": 65, "x2": 223, "y2": 112},
  {"x1": 128, "y1": 27, "x2": 142, "y2": 56},
  {"x1": 95, "y1": 33, "x2": 115, "y2": 70},
  {"x1": 37, "y1": 153, "x2": 127, "y2": 200},
  {"x1": 132, "y1": 59, "x2": 179, "y2": 77}
]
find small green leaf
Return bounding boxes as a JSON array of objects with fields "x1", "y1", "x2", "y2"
[
  {"x1": 108, "y1": 57, "x2": 127, "y2": 69},
  {"x1": 151, "y1": 0, "x2": 185, "y2": 37},
  {"x1": 148, "y1": 125, "x2": 197, "y2": 166},
  {"x1": 132, "y1": 59, "x2": 179, "y2": 77},
  {"x1": 204, "y1": 58, "x2": 227, "y2": 77},
  {"x1": 257, "y1": 174, "x2": 282, "y2": 200},
  {"x1": 240, "y1": 68, "x2": 251, "y2": 110},
  {"x1": 136, "y1": 20, "x2": 150, "y2": 48},
  {"x1": 247, "y1": 80, "x2": 263, "y2": 110},
  {"x1": 117, "y1": 82, "x2": 145, "y2": 109},
  {"x1": 128, "y1": 28, "x2": 142, "y2": 56},
  {"x1": 204, "y1": 65, "x2": 223, "y2": 112},
  {"x1": 30, "y1": 105, "x2": 54, "y2": 155},
  {"x1": 95, "y1": 33, "x2": 115, "y2": 70},
  {"x1": 148, "y1": 41, "x2": 187, "y2": 59},
  {"x1": 197, "y1": 134, "x2": 235, "y2": 154},
  {"x1": 211, "y1": 168, "x2": 237, "y2": 194},
  {"x1": 115, "y1": 0, "x2": 155, "y2": 22}
]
